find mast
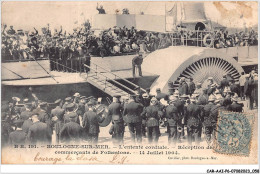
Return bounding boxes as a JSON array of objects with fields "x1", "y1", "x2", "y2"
[{"x1": 165, "y1": 2, "x2": 166, "y2": 32}]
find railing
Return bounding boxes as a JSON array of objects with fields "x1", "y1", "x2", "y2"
[
  {"x1": 89, "y1": 61, "x2": 146, "y2": 93},
  {"x1": 169, "y1": 30, "x2": 215, "y2": 47},
  {"x1": 83, "y1": 64, "x2": 136, "y2": 95},
  {"x1": 2, "y1": 57, "x2": 49, "y2": 63},
  {"x1": 49, "y1": 59, "x2": 79, "y2": 73}
]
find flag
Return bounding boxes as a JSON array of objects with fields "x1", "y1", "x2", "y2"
[
  {"x1": 240, "y1": 14, "x2": 243, "y2": 19},
  {"x1": 165, "y1": 3, "x2": 177, "y2": 31},
  {"x1": 74, "y1": 21, "x2": 78, "y2": 24},
  {"x1": 80, "y1": 12, "x2": 84, "y2": 16},
  {"x1": 166, "y1": 3, "x2": 177, "y2": 16}
]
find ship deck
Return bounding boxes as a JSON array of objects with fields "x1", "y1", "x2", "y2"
[{"x1": 2, "y1": 70, "x2": 157, "y2": 86}]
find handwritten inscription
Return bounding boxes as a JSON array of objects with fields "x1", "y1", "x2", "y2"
[{"x1": 34, "y1": 152, "x2": 128, "y2": 164}]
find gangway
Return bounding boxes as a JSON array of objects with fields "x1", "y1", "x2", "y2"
[{"x1": 81, "y1": 62, "x2": 146, "y2": 97}]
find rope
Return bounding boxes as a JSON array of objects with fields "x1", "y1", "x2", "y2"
[{"x1": 2, "y1": 66, "x2": 25, "y2": 79}]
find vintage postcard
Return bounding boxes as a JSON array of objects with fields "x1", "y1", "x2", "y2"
[{"x1": 1, "y1": 1, "x2": 259, "y2": 166}]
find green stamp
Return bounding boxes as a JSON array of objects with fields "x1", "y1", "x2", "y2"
[{"x1": 213, "y1": 111, "x2": 255, "y2": 156}]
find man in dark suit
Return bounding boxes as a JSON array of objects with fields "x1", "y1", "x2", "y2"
[
  {"x1": 166, "y1": 96, "x2": 181, "y2": 146},
  {"x1": 82, "y1": 101, "x2": 105, "y2": 144},
  {"x1": 20, "y1": 104, "x2": 33, "y2": 121},
  {"x1": 22, "y1": 116, "x2": 33, "y2": 135},
  {"x1": 123, "y1": 95, "x2": 143, "y2": 143},
  {"x1": 228, "y1": 96, "x2": 243, "y2": 112},
  {"x1": 107, "y1": 95, "x2": 124, "y2": 143},
  {"x1": 244, "y1": 74, "x2": 253, "y2": 110},
  {"x1": 62, "y1": 97, "x2": 72, "y2": 110},
  {"x1": 9, "y1": 119, "x2": 26, "y2": 145},
  {"x1": 38, "y1": 102, "x2": 53, "y2": 141},
  {"x1": 202, "y1": 96, "x2": 216, "y2": 144},
  {"x1": 177, "y1": 94, "x2": 188, "y2": 139},
  {"x1": 220, "y1": 74, "x2": 229, "y2": 90},
  {"x1": 142, "y1": 88, "x2": 152, "y2": 107},
  {"x1": 230, "y1": 80, "x2": 240, "y2": 95},
  {"x1": 210, "y1": 99, "x2": 227, "y2": 128},
  {"x1": 37, "y1": 102, "x2": 50, "y2": 123},
  {"x1": 134, "y1": 87, "x2": 144, "y2": 105},
  {"x1": 51, "y1": 99, "x2": 65, "y2": 143},
  {"x1": 27, "y1": 114, "x2": 52, "y2": 145},
  {"x1": 155, "y1": 88, "x2": 168, "y2": 101},
  {"x1": 96, "y1": 3, "x2": 106, "y2": 14},
  {"x1": 188, "y1": 77, "x2": 196, "y2": 96},
  {"x1": 185, "y1": 97, "x2": 202, "y2": 145},
  {"x1": 178, "y1": 77, "x2": 189, "y2": 96},
  {"x1": 132, "y1": 53, "x2": 143, "y2": 77},
  {"x1": 60, "y1": 113, "x2": 83, "y2": 144},
  {"x1": 108, "y1": 95, "x2": 124, "y2": 123},
  {"x1": 64, "y1": 103, "x2": 80, "y2": 124},
  {"x1": 197, "y1": 88, "x2": 208, "y2": 105},
  {"x1": 141, "y1": 97, "x2": 160, "y2": 144}
]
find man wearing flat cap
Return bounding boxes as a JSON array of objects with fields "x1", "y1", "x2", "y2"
[
  {"x1": 123, "y1": 95, "x2": 144, "y2": 143},
  {"x1": 51, "y1": 99, "x2": 65, "y2": 143}
]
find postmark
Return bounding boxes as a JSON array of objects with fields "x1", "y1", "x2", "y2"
[{"x1": 213, "y1": 111, "x2": 255, "y2": 156}]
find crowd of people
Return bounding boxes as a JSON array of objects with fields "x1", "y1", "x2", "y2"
[
  {"x1": 175, "y1": 28, "x2": 258, "y2": 48},
  {"x1": 3, "y1": 21, "x2": 257, "y2": 66},
  {"x1": 1, "y1": 23, "x2": 173, "y2": 65},
  {"x1": 2, "y1": 70, "x2": 258, "y2": 147}
]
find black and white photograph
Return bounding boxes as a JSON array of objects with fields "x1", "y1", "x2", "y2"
[{"x1": 1, "y1": 1, "x2": 259, "y2": 169}]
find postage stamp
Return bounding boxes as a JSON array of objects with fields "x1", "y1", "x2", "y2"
[{"x1": 213, "y1": 111, "x2": 255, "y2": 156}]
